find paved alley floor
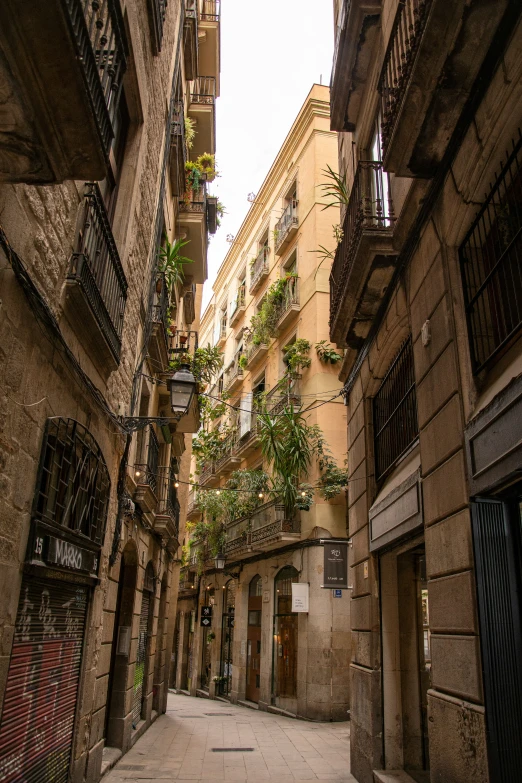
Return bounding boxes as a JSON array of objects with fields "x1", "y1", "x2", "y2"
[{"x1": 104, "y1": 692, "x2": 356, "y2": 782}]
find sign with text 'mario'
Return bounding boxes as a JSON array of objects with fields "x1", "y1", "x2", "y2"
[{"x1": 322, "y1": 541, "x2": 349, "y2": 589}]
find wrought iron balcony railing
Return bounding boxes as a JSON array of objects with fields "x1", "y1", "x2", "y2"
[
  {"x1": 374, "y1": 337, "x2": 418, "y2": 480},
  {"x1": 264, "y1": 379, "x2": 301, "y2": 415},
  {"x1": 68, "y1": 182, "x2": 128, "y2": 362},
  {"x1": 135, "y1": 426, "x2": 160, "y2": 493},
  {"x1": 179, "y1": 184, "x2": 207, "y2": 215},
  {"x1": 156, "y1": 467, "x2": 180, "y2": 532},
  {"x1": 275, "y1": 276, "x2": 299, "y2": 324},
  {"x1": 183, "y1": 284, "x2": 197, "y2": 325},
  {"x1": 67, "y1": 0, "x2": 128, "y2": 156},
  {"x1": 249, "y1": 246, "x2": 270, "y2": 292},
  {"x1": 153, "y1": 273, "x2": 169, "y2": 333},
  {"x1": 244, "y1": 332, "x2": 269, "y2": 367},
  {"x1": 224, "y1": 500, "x2": 300, "y2": 554},
  {"x1": 190, "y1": 76, "x2": 216, "y2": 106},
  {"x1": 199, "y1": 461, "x2": 216, "y2": 484},
  {"x1": 200, "y1": 0, "x2": 220, "y2": 22},
  {"x1": 170, "y1": 98, "x2": 187, "y2": 197},
  {"x1": 329, "y1": 160, "x2": 395, "y2": 329},
  {"x1": 168, "y1": 329, "x2": 199, "y2": 360},
  {"x1": 148, "y1": 0, "x2": 168, "y2": 53},
  {"x1": 459, "y1": 132, "x2": 522, "y2": 373},
  {"x1": 224, "y1": 353, "x2": 244, "y2": 391},
  {"x1": 274, "y1": 200, "x2": 298, "y2": 253},
  {"x1": 378, "y1": 0, "x2": 433, "y2": 162},
  {"x1": 229, "y1": 286, "x2": 246, "y2": 321}
]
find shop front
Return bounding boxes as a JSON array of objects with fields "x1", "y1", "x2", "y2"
[
  {"x1": 0, "y1": 418, "x2": 109, "y2": 782},
  {"x1": 272, "y1": 566, "x2": 299, "y2": 714}
]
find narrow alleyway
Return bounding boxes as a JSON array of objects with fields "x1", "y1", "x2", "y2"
[{"x1": 103, "y1": 693, "x2": 355, "y2": 782}]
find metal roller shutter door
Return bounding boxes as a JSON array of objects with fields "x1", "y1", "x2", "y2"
[
  {"x1": 0, "y1": 576, "x2": 88, "y2": 783},
  {"x1": 132, "y1": 591, "x2": 150, "y2": 727}
]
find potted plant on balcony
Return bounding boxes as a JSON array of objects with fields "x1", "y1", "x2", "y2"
[
  {"x1": 315, "y1": 340, "x2": 343, "y2": 364},
  {"x1": 158, "y1": 237, "x2": 193, "y2": 290},
  {"x1": 282, "y1": 338, "x2": 311, "y2": 377}
]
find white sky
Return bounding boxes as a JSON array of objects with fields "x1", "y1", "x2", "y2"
[{"x1": 202, "y1": 0, "x2": 335, "y2": 310}]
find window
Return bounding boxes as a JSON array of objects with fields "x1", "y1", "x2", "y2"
[
  {"x1": 34, "y1": 418, "x2": 110, "y2": 545},
  {"x1": 459, "y1": 132, "x2": 522, "y2": 372},
  {"x1": 282, "y1": 248, "x2": 297, "y2": 273},
  {"x1": 373, "y1": 337, "x2": 418, "y2": 480}
]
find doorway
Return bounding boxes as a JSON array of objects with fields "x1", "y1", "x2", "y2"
[
  {"x1": 381, "y1": 541, "x2": 431, "y2": 780},
  {"x1": 246, "y1": 575, "x2": 262, "y2": 703},
  {"x1": 272, "y1": 566, "x2": 299, "y2": 714},
  {"x1": 219, "y1": 580, "x2": 236, "y2": 697},
  {"x1": 201, "y1": 587, "x2": 215, "y2": 691},
  {"x1": 132, "y1": 563, "x2": 154, "y2": 728}
]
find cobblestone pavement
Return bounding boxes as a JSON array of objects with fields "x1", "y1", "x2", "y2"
[{"x1": 104, "y1": 692, "x2": 356, "y2": 782}]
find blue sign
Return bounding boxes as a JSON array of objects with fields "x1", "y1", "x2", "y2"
[{"x1": 333, "y1": 589, "x2": 343, "y2": 598}]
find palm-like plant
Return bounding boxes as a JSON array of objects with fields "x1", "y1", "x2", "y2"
[
  {"x1": 158, "y1": 237, "x2": 193, "y2": 290},
  {"x1": 319, "y1": 165, "x2": 350, "y2": 210},
  {"x1": 257, "y1": 404, "x2": 314, "y2": 518}
]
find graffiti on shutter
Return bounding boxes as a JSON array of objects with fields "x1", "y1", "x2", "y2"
[
  {"x1": 0, "y1": 577, "x2": 88, "y2": 783},
  {"x1": 132, "y1": 592, "x2": 150, "y2": 727}
]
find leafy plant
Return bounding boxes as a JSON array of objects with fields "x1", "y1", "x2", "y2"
[
  {"x1": 239, "y1": 354, "x2": 248, "y2": 370},
  {"x1": 207, "y1": 631, "x2": 216, "y2": 642},
  {"x1": 158, "y1": 237, "x2": 193, "y2": 290},
  {"x1": 249, "y1": 273, "x2": 297, "y2": 345},
  {"x1": 283, "y1": 339, "x2": 311, "y2": 377},
  {"x1": 170, "y1": 344, "x2": 224, "y2": 384},
  {"x1": 315, "y1": 340, "x2": 343, "y2": 365},
  {"x1": 319, "y1": 164, "x2": 350, "y2": 210},
  {"x1": 185, "y1": 116, "x2": 196, "y2": 150}
]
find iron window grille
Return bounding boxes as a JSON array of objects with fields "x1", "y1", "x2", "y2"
[
  {"x1": 33, "y1": 418, "x2": 111, "y2": 545},
  {"x1": 147, "y1": 0, "x2": 167, "y2": 54},
  {"x1": 459, "y1": 131, "x2": 522, "y2": 373},
  {"x1": 373, "y1": 337, "x2": 418, "y2": 480}
]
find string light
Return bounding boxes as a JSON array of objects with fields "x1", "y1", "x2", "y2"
[
  {"x1": 258, "y1": 492, "x2": 264, "y2": 499},
  {"x1": 135, "y1": 469, "x2": 142, "y2": 478},
  {"x1": 301, "y1": 491, "x2": 306, "y2": 497},
  {"x1": 174, "y1": 481, "x2": 179, "y2": 488}
]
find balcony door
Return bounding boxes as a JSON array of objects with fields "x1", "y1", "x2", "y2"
[
  {"x1": 246, "y1": 576, "x2": 262, "y2": 703},
  {"x1": 370, "y1": 115, "x2": 392, "y2": 228}
]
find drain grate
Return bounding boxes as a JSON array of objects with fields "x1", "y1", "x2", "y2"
[
  {"x1": 178, "y1": 715, "x2": 205, "y2": 718},
  {"x1": 116, "y1": 765, "x2": 146, "y2": 771},
  {"x1": 204, "y1": 712, "x2": 235, "y2": 716},
  {"x1": 211, "y1": 748, "x2": 254, "y2": 752}
]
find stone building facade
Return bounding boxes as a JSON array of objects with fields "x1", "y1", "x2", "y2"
[
  {"x1": 0, "y1": 1, "x2": 220, "y2": 781},
  {"x1": 329, "y1": 1, "x2": 522, "y2": 782},
  {"x1": 173, "y1": 85, "x2": 351, "y2": 721}
]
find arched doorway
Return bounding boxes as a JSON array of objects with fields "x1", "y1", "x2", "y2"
[
  {"x1": 153, "y1": 572, "x2": 168, "y2": 712},
  {"x1": 246, "y1": 575, "x2": 262, "y2": 703},
  {"x1": 219, "y1": 580, "x2": 236, "y2": 697},
  {"x1": 273, "y1": 566, "x2": 299, "y2": 714},
  {"x1": 201, "y1": 586, "x2": 215, "y2": 691},
  {"x1": 132, "y1": 562, "x2": 155, "y2": 728},
  {"x1": 106, "y1": 541, "x2": 138, "y2": 747}
]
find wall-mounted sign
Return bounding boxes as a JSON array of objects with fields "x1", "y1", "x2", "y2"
[
  {"x1": 291, "y1": 583, "x2": 309, "y2": 613},
  {"x1": 333, "y1": 589, "x2": 343, "y2": 598},
  {"x1": 201, "y1": 606, "x2": 213, "y2": 627},
  {"x1": 322, "y1": 541, "x2": 349, "y2": 589},
  {"x1": 31, "y1": 528, "x2": 99, "y2": 576}
]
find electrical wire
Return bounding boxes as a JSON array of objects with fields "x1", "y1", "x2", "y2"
[{"x1": 128, "y1": 462, "x2": 372, "y2": 492}]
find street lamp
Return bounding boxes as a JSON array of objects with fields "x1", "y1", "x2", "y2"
[
  {"x1": 168, "y1": 364, "x2": 197, "y2": 415},
  {"x1": 214, "y1": 552, "x2": 226, "y2": 570}
]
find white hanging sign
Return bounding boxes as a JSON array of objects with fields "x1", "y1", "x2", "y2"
[{"x1": 291, "y1": 583, "x2": 309, "y2": 613}]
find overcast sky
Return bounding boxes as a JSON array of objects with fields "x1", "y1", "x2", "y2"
[{"x1": 202, "y1": 0, "x2": 335, "y2": 310}]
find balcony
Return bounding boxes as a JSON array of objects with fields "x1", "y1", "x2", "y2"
[
  {"x1": 249, "y1": 246, "x2": 270, "y2": 294},
  {"x1": 224, "y1": 515, "x2": 251, "y2": 558},
  {"x1": 183, "y1": 0, "x2": 198, "y2": 81},
  {"x1": 234, "y1": 411, "x2": 261, "y2": 457},
  {"x1": 224, "y1": 354, "x2": 244, "y2": 393},
  {"x1": 229, "y1": 288, "x2": 246, "y2": 327},
  {"x1": 378, "y1": 0, "x2": 510, "y2": 177},
  {"x1": 265, "y1": 380, "x2": 301, "y2": 415},
  {"x1": 274, "y1": 201, "x2": 299, "y2": 255},
  {"x1": 214, "y1": 432, "x2": 241, "y2": 477},
  {"x1": 183, "y1": 284, "x2": 197, "y2": 325},
  {"x1": 148, "y1": 274, "x2": 170, "y2": 371},
  {"x1": 250, "y1": 502, "x2": 300, "y2": 549},
  {"x1": 199, "y1": 461, "x2": 218, "y2": 486},
  {"x1": 170, "y1": 99, "x2": 187, "y2": 197},
  {"x1": 459, "y1": 133, "x2": 522, "y2": 373},
  {"x1": 244, "y1": 333, "x2": 269, "y2": 369},
  {"x1": 198, "y1": 1, "x2": 221, "y2": 95},
  {"x1": 178, "y1": 184, "x2": 208, "y2": 283},
  {"x1": 216, "y1": 317, "x2": 227, "y2": 349},
  {"x1": 0, "y1": 0, "x2": 128, "y2": 183},
  {"x1": 188, "y1": 76, "x2": 216, "y2": 158},
  {"x1": 179, "y1": 565, "x2": 198, "y2": 593},
  {"x1": 134, "y1": 427, "x2": 160, "y2": 515},
  {"x1": 275, "y1": 276, "x2": 300, "y2": 331},
  {"x1": 154, "y1": 467, "x2": 180, "y2": 552},
  {"x1": 330, "y1": 0, "x2": 381, "y2": 132},
  {"x1": 168, "y1": 329, "x2": 199, "y2": 363},
  {"x1": 187, "y1": 490, "x2": 201, "y2": 520},
  {"x1": 64, "y1": 183, "x2": 128, "y2": 372},
  {"x1": 329, "y1": 161, "x2": 398, "y2": 366}
]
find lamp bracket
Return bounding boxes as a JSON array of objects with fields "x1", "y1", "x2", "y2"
[
  {"x1": 224, "y1": 570, "x2": 240, "y2": 579},
  {"x1": 120, "y1": 415, "x2": 182, "y2": 433}
]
